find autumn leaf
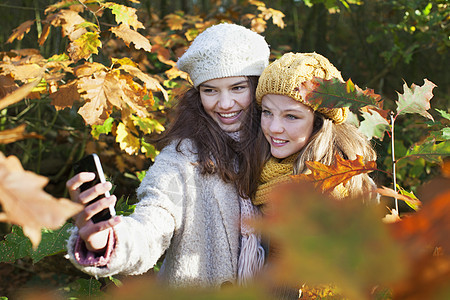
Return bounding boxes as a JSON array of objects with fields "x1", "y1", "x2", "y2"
[
  {"x1": 251, "y1": 17, "x2": 267, "y2": 33},
  {"x1": 131, "y1": 115, "x2": 165, "y2": 134},
  {"x1": 6, "y1": 20, "x2": 35, "y2": 44},
  {"x1": 119, "y1": 64, "x2": 168, "y2": 101},
  {"x1": 165, "y1": 13, "x2": 186, "y2": 30},
  {"x1": 254, "y1": 181, "x2": 406, "y2": 299},
  {"x1": 104, "y1": 2, "x2": 144, "y2": 30},
  {"x1": 377, "y1": 186, "x2": 422, "y2": 210},
  {"x1": 396, "y1": 79, "x2": 436, "y2": 121},
  {"x1": 0, "y1": 153, "x2": 83, "y2": 248},
  {"x1": 298, "y1": 77, "x2": 383, "y2": 113},
  {"x1": 0, "y1": 124, "x2": 44, "y2": 144},
  {"x1": 259, "y1": 7, "x2": 286, "y2": 29},
  {"x1": 358, "y1": 108, "x2": 390, "y2": 140},
  {"x1": 116, "y1": 121, "x2": 140, "y2": 155},
  {"x1": 0, "y1": 63, "x2": 44, "y2": 83},
  {"x1": 292, "y1": 154, "x2": 377, "y2": 193},
  {"x1": 110, "y1": 24, "x2": 152, "y2": 52},
  {"x1": 38, "y1": 23, "x2": 51, "y2": 46},
  {"x1": 50, "y1": 81, "x2": 81, "y2": 110},
  {"x1": 402, "y1": 139, "x2": 450, "y2": 164},
  {"x1": 74, "y1": 62, "x2": 107, "y2": 77},
  {"x1": 0, "y1": 75, "x2": 43, "y2": 110},
  {"x1": 47, "y1": 9, "x2": 87, "y2": 41},
  {"x1": 0, "y1": 75, "x2": 18, "y2": 98},
  {"x1": 151, "y1": 44, "x2": 176, "y2": 67},
  {"x1": 67, "y1": 32, "x2": 102, "y2": 61}
]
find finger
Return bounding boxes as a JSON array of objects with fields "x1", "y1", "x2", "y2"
[
  {"x1": 76, "y1": 195, "x2": 116, "y2": 227},
  {"x1": 78, "y1": 182, "x2": 112, "y2": 205},
  {"x1": 66, "y1": 172, "x2": 96, "y2": 201}
]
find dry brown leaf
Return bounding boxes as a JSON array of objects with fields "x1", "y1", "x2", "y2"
[
  {"x1": 0, "y1": 75, "x2": 18, "y2": 98},
  {"x1": 0, "y1": 124, "x2": 44, "y2": 144},
  {"x1": 0, "y1": 153, "x2": 83, "y2": 248},
  {"x1": 377, "y1": 186, "x2": 422, "y2": 208},
  {"x1": 0, "y1": 75, "x2": 43, "y2": 110},
  {"x1": 0, "y1": 64, "x2": 44, "y2": 83},
  {"x1": 47, "y1": 10, "x2": 87, "y2": 41},
  {"x1": 110, "y1": 24, "x2": 152, "y2": 52},
  {"x1": 74, "y1": 62, "x2": 108, "y2": 77},
  {"x1": 38, "y1": 23, "x2": 51, "y2": 46},
  {"x1": 119, "y1": 64, "x2": 169, "y2": 101},
  {"x1": 6, "y1": 20, "x2": 35, "y2": 44},
  {"x1": 50, "y1": 81, "x2": 81, "y2": 110}
]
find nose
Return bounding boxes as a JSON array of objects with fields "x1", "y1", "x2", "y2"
[
  {"x1": 269, "y1": 117, "x2": 284, "y2": 134},
  {"x1": 217, "y1": 92, "x2": 234, "y2": 110}
]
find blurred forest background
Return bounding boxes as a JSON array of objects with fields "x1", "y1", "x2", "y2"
[{"x1": 0, "y1": 0, "x2": 448, "y2": 299}]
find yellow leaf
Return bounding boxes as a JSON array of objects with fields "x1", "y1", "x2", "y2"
[
  {"x1": 165, "y1": 13, "x2": 185, "y2": 30},
  {"x1": 111, "y1": 57, "x2": 137, "y2": 67},
  {"x1": 110, "y1": 24, "x2": 152, "y2": 52},
  {"x1": 0, "y1": 75, "x2": 43, "y2": 110},
  {"x1": 119, "y1": 64, "x2": 168, "y2": 101},
  {"x1": 0, "y1": 153, "x2": 83, "y2": 248},
  {"x1": 116, "y1": 121, "x2": 140, "y2": 155},
  {"x1": 104, "y1": 2, "x2": 144, "y2": 30},
  {"x1": 0, "y1": 64, "x2": 44, "y2": 83},
  {"x1": 67, "y1": 32, "x2": 102, "y2": 61},
  {"x1": 251, "y1": 17, "x2": 266, "y2": 33}
]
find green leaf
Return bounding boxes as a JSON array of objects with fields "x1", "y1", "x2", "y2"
[
  {"x1": 91, "y1": 117, "x2": 114, "y2": 139},
  {"x1": 436, "y1": 109, "x2": 450, "y2": 120},
  {"x1": 0, "y1": 224, "x2": 74, "y2": 263},
  {"x1": 396, "y1": 79, "x2": 436, "y2": 120},
  {"x1": 303, "y1": 78, "x2": 383, "y2": 113},
  {"x1": 104, "y1": 2, "x2": 144, "y2": 30},
  {"x1": 396, "y1": 184, "x2": 420, "y2": 211},
  {"x1": 141, "y1": 140, "x2": 159, "y2": 160},
  {"x1": 358, "y1": 109, "x2": 390, "y2": 140},
  {"x1": 131, "y1": 115, "x2": 165, "y2": 134},
  {"x1": 403, "y1": 139, "x2": 450, "y2": 163},
  {"x1": 115, "y1": 196, "x2": 136, "y2": 216},
  {"x1": 65, "y1": 278, "x2": 103, "y2": 299}
]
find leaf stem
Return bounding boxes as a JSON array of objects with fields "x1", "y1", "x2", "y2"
[{"x1": 390, "y1": 112, "x2": 399, "y2": 212}]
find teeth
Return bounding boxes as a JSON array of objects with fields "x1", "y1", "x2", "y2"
[
  {"x1": 272, "y1": 138, "x2": 287, "y2": 144},
  {"x1": 219, "y1": 112, "x2": 239, "y2": 118}
]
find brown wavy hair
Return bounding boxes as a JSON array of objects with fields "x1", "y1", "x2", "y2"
[{"x1": 155, "y1": 76, "x2": 261, "y2": 199}]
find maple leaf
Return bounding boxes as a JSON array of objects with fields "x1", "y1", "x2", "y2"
[
  {"x1": 251, "y1": 17, "x2": 267, "y2": 33},
  {"x1": 396, "y1": 79, "x2": 436, "y2": 121},
  {"x1": 358, "y1": 108, "x2": 390, "y2": 140},
  {"x1": 104, "y1": 2, "x2": 144, "y2": 30},
  {"x1": 131, "y1": 115, "x2": 165, "y2": 135},
  {"x1": 0, "y1": 124, "x2": 44, "y2": 144},
  {"x1": 0, "y1": 74, "x2": 43, "y2": 110},
  {"x1": 47, "y1": 9, "x2": 87, "y2": 41},
  {"x1": 298, "y1": 77, "x2": 383, "y2": 113},
  {"x1": 6, "y1": 20, "x2": 35, "y2": 44},
  {"x1": 0, "y1": 63, "x2": 44, "y2": 83},
  {"x1": 67, "y1": 32, "x2": 102, "y2": 61},
  {"x1": 0, "y1": 153, "x2": 83, "y2": 248},
  {"x1": 259, "y1": 8, "x2": 286, "y2": 29},
  {"x1": 110, "y1": 24, "x2": 152, "y2": 52},
  {"x1": 292, "y1": 154, "x2": 377, "y2": 193},
  {"x1": 50, "y1": 81, "x2": 81, "y2": 110},
  {"x1": 165, "y1": 13, "x2": 185, "y2": 30},
  {"x1": 74, "y1": 62, "x2": 107, "y2": 77}
]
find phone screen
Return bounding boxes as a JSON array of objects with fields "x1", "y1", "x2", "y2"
[{"x1": 73, "y1": 154, "x2": 115, "y2": 223}]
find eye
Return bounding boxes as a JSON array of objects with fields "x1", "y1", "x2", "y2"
[
  {"x1": 200, "y1": 87, "x2": 216, "y2": 94},
  {"x1": 232, "y1": 85, "x2": 248, "y2": 92},
  {"x1": 286, "y1": 114, "x2": 298, "y2": 120},
  {"x1": 262, "y1": 109, "x2": 272, "y2": 116}
]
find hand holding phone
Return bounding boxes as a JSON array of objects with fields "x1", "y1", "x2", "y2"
[{"x1": 73, "y1": 154, "x2": 116, "y2": 223}]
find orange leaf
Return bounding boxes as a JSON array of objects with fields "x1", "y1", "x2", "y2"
[
  {"x1": 6, "y1": 20, "x2": 35, "y2": 44},
  {"x1": 165, "y1": 13, "x2": 185, "y2": 30},
  {"x1": 292, "y1": 154, "x2": 377, "y2": 193},
  {"x1": 119, "y1": 64, "x2": 168, "y2": 101},
  {"x1": 0, "y1": 124, "x2": 44, "y2": 144},
  {"x1": 38, "y1": 23, "x2": 51, "y2": 46},
  {"x1": 0, "y1": 153, "x2": 83, "y2": 248},
  {"x1": 110, "y1": 24, "x2": 152, "y2": 52},
  {"x1": 0, "y1": 75, "x2": 18, "y2": 99}
]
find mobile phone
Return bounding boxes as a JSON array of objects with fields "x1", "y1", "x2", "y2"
[{"x1": 73, "y1": 154, "x2": 116, "y2": 223}]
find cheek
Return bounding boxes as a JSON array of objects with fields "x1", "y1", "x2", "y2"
[{"x1": 236, "y1": 92, "x2": 252, "y2": 109}]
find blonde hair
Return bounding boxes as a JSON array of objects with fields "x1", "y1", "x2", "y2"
[{"x1": 293, "y1": 113, "x2": 377, "y2": 200}]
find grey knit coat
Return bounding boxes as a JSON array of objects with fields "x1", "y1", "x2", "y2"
[{"x1": 67, "y1": 140, "x2": 241, "y2": 287}]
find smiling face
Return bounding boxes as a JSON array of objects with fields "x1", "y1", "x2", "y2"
[
  {"x1": 261, "y1": 94, "x2": 315, "y2": 159},
  {"x1": 199, "y1": 76, "x2": 252, "y2": 132}
]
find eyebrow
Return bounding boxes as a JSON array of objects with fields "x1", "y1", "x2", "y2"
[{"x1": 200, "y1": 80, "x2": 248, "y2": 88}]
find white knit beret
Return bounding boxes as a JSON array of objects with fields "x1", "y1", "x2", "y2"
[{"x1": 177, "y1": 23, "x2": 270, "y2": 87}]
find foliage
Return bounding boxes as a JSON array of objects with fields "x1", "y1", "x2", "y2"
[{"x1": 0, "y1": 0, "x2": 449, "y2": 299}]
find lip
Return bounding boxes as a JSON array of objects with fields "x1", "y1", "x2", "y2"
[
  {"x1": 270, "y1": 136, "x2": 288, "y2": 147},
  {"x1": 216, "y1": 110, "x2": 242, "y2": 125}
]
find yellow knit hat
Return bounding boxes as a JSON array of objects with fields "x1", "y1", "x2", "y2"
[{"x1": 256, "y1": 52, "x2": 348, "y2": 124}]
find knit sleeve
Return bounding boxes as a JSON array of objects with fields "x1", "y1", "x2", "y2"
[{"x1": 66, "y1": 141, "x2": 193, "y2": 278}]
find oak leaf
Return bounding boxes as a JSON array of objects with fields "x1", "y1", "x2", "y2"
[
  {"x1": 396, "y1": 79, "x2": 436, "y2": 120},
  {"x1": 119, "y1": 64, "x2": 168, "y2": 101},
  {"x1": 74, "y1": 62, "x2": 107, "y2": 77},
  {"x1": 0, "y1": 124, "x2": 44, "y2": 144},
  {"x1": 0, "y1": 63, "x2": 44, "y2": 83},
  {"x1": 292, "y1": 154, "x2": 377, "y2": 193},
  {"x1": 0, "y1": 153, "x2": 83, "y2": 248},
  {"x1": 358, "y1": 108, "x2": 390, "y2": 140},
  {"x1": 110, "y1": 24, "x2": 152, "y2": 52},
  {"x1": 403, "y1": 139, "x2": 450, "y2": 164},
  {"x1": 6, "y1": 20, "x2": 35, "y2": 44},
  {"x1": 104, "y1": 2, "x2": 144, "y2": 30}
]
